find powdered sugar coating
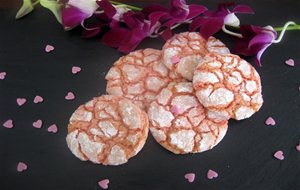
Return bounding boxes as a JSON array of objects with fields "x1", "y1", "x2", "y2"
[
  {"x1": 106, "y1": 48, "x2": 183, "y2": 110},
  {"x1": 193, "y1": 53, "x2": 263, "y2": 121},
  {"x1": 148, "y1": 82, "x2": 228, "y2": 154},
  {"x1": 66, "y1": 95, "x2": 149, "y2": 165},
  {"x1": 162, "y1": 32, "x2": 230, "y2": 81}
]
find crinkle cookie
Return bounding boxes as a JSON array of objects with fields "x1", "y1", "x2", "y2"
[
  {"x1": 105, "y1": 48, "x2": 184, "y2": 110},
  {"x1": 148, "y1": 82, "x2": 228, "y2": 154},
  {"x1": 162, "y1": 32, "x2": 229, "y2": 81},
  {"x1": 193, "y1": 53, "x2": 263, "y2": 121},
  {"x1": 66, "y1": 95, "x2": 149, "y2": 166}
]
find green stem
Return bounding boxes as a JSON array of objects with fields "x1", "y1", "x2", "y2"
[
  {"x1": 109, "y1": 1, "x2": 142, "y2": 11},
  {"x1": 274, "y1": 24, "x2": 300, "y2": 31}
]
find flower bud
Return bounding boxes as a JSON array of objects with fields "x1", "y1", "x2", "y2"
[{"x1": 68, "y1": 0, "x2": 99, "y2": 16}]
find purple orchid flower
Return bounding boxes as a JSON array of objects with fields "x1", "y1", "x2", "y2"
[
  {"x1": 143, "y1": 0, "x2": 207, "y2": 39},
  {"x1": 190, "y1": 2, "x2": 254, "y2": 39},
  {"x1": 232, "y1": 25, "x2": 277, "y2": 66},
  {"x1": 62, "y1": 0, "x2": 99, "y2": 30},
  {"x1": 101, "y1": 11, "x2": 158, "y2": 53},
  {"x1": 62, "y1": 0, "x2": 128, "y2": 38}
]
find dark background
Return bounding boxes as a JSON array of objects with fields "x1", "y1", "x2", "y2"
[{"x1": 0, "y1": 0, "x2": 300, "y2": 189}]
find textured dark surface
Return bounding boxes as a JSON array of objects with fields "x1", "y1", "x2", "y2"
[{"x1": 0, "y1": 1, "x2": 300, "y2": 190}]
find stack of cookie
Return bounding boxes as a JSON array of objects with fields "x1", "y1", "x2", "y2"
[{"x1": 66, "y1": 32, "x2": 263, "y2": 166}]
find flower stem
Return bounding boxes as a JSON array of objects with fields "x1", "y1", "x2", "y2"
[
  {"x1": 109, "y1": 1, "x2": 142, "y2": 11},
  {"x1": 272, "y1": 21, "x2": 297, "y2": 43},
  {"x1": 274, "y1": 24, "x2": 300, "y2": 31}
]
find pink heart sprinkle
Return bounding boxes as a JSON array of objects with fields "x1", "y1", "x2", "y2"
[
  {"x1": 296, "y1": 143, "x2": 300, "y2": 151},
  {"x1": 72, "y1": 66, "x2": 81, "y2": 74},
  {"x1": 0, "y1": 72, "x2": 6, "y2": 80},
  {"x1": 33, "y1": 95, "x2": 44, "y2": 103},
  {"x1": 65, "y1": 92, "x2": 75, "y2": 100},
  {"x1": 98, "y1": 179, "x2": 109, "y2": 189},
  {"x1": 17, "y1": 162, "x2": 27, "y2": 172},
  {"x1": 16, "y1": 98, "x2": 26, "y2": 106},
  {"x1": 33, "y1": 119, "x2": 42, "y2": 129},
  {"x1": 171, "y1": 55, "x2": 180, "y2": 64},
  {"x1": 285, "y1": 59, "x2": 295, "y2": 66},
  {"x1": 207, "y1": 169, "x2": 218, "y2": 179},
  {"x1": 45, "y1": 44, "x2": 55, "y2": 53},
  {"x1": 47, "y1": 124, "x2": 58, "y2": 133},
  {"x1": 265, "y1": 117, "x2": 276, "y2": 126},
  {"x1": 274, "y1": 150, "x2": 284, "y2": 160},
  {"x1": 3, "y1": 119, "x2": 13, "y2": 128},
  {"x1": 184, "y1": 173, "x2": 195, "y2": 183}
]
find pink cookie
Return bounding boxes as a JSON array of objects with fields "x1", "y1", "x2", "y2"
[
  {"x1": 193, "y1": 53, "x2": 263, "y2": 121},
  {"x1": 66, "y1": 95, "x2": 149, "y2": 165},
  {"x1": 162, "y1": 32, "x2": 229, "y2": 81},
  {"x1": 148, "y1": 82, "x2": 228, "y2": 154},
  {"x1": 106, "y1": 48, "x2": 184, "y2": 110}
]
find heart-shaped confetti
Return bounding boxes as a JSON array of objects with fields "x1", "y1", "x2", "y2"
[
  {"x1": 285, "y1": 59, "x2": 295, "y2": 66},
  {"x1": 47, "y1": 124, "x2": 58, "y2": 133},
  {"x1": 98, "y1": 179, "x2": 109, "y2": 189},
  {"x1": 33, "y1": 119, "x2": 42, "y2": 129},
  {"x1": 296, "y1": 143, "x2": 300, "y2": 151},
  {"x1": 17, "y1": 162, "x2": 28, "y2": 172},
  {"x1": 45, "y1": 44, "x2": 55, "y2": 53},
  {"x1": 16, "y1": 98, "x2": 26, "y2": 106},
  {"x1": 65, "y1": 92, "x2": 75, "y2": 100},
  {"x1": 207, "y1": 169, "x2": 218, "y2": 179},
  {"x1": 171, "y1": 55, "x2": 180, "y2": 64},
  {"x1": 184, "y1": 173, "x2": 195, "y2": 183},
  {"x1": 72, "y1": 66, "x2": 81, "y2": 74},
  {"x1": 274, "y1": 150, "x2": 284, "y2": 160},
  {"x1": 3, "y1": 119, "x2": 13, "y2": 128},
  {"x1": 33, "y1": 95, "x2": 44, "y2": 104},
  {"x1": 0, "y1": 72, "x2": 6, "y2": 80},
  {"x1": 265, "y1": 117, "x2": 276, "y2": 126}
]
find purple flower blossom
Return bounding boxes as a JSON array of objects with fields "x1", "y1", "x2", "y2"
[
  {"x1": 190, "y1": 2, "x2": 254, "y2": 39},
  {"x1": 232, "y1": 25, "x2": 277, "y2": 66},
  {"x1": 62, "y1": 0, "x2": 99, "y2": 30},
  {"x1": 101, "y1": 11, "x2": 157, "y2": 53},
  {"x1": 143, "y1": 0, "x2": 207, "y2": 39}
]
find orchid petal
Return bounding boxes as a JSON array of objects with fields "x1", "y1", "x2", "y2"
[
  {"x1": 170, "y1": 0, "x2": 189, "y2": 19},
  {"x1": 142, "y1": 4, "x2": 169, "y2": 18},
  {"x1": 67, "y1": 0, "x2": 98, "y2": 16},
  {"x1": 224, "y1": 13, "x2": 240, "y2": 27},
  {"x1": 62, "y1": 7, "x2": 89, "y2": 30},
  {"x1": 161, "y1": 28, "x2": 173, "y2": 40},
  {"x1": 200, "y1": 17, "x2": 224, "y2": 39},
  {"x1": 187, "y1": 4, "x2": 207, "y2": 19},
  {"x1": 189, "y1": 16, "x2": 205, "y2": 31},
  {"x1": 255, "y1": 44, "x2": 271, "y2": 66},
  {"x1": 102, "y1": 27, "x2": 131, "y2": 48},
  {"x1": 40, "y1": 0, "x2": 63, "y2": 24},
  {"x1": 248, "y1": 33, "x2": 273, "y2": 48},
  {"x1": 16, "y1": 0, "x2": 34, "y2": 19},
  {"x1": 122, "y1": 11, "x2": 138, "y2": 28},
  {"x1": 97, "y1": 0, "x2": 116, "y2": 19},
  {"x1": 233, "y1": 5, "x2": 254, "y2": 14},
  {"x1": 149, "y1": 11, "x2": 168, "y2": 26}
]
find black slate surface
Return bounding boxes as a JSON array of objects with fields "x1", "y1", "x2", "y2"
[{"x1": 0, "y1": 1, "x2": 300, "y2": 189}]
